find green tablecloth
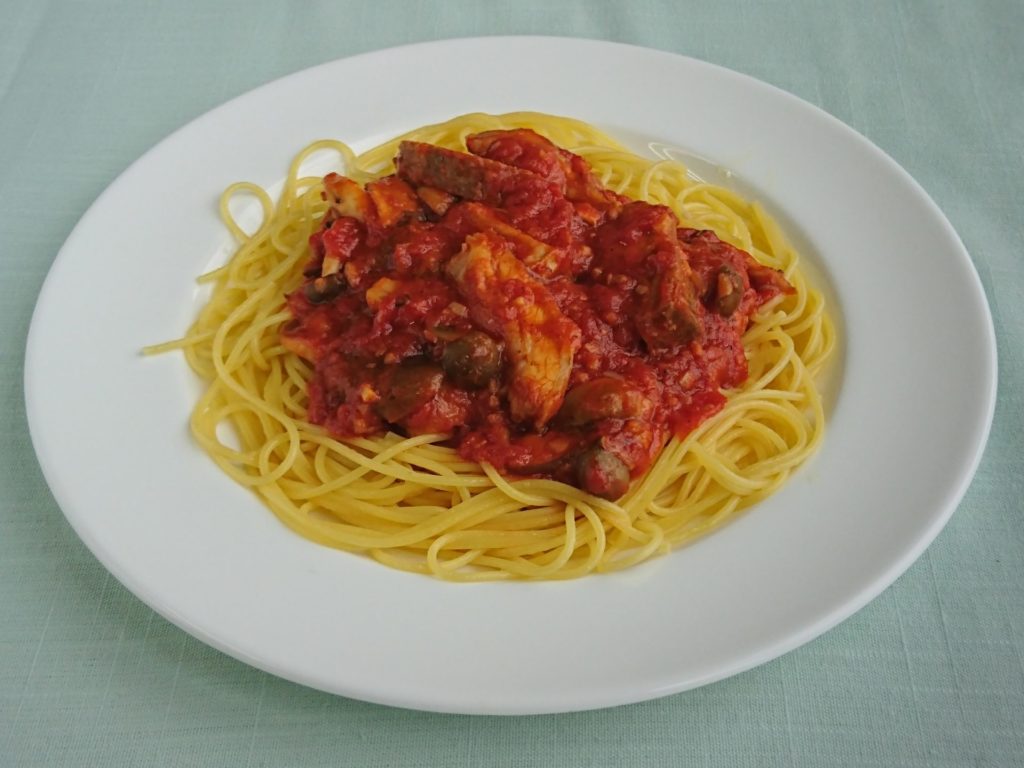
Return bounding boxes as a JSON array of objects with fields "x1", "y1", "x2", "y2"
[{"x1": 2, "y1": 1, "x2": 1021, "y2": 765}]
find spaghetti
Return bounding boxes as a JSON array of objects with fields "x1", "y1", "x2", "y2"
[{"x1": 147, "y1": 113, "x2": 835, "y2": 581}]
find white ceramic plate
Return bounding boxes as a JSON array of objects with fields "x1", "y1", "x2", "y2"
[{"x1": 25, "y1": 37, "x2": 996, "y2": 714}]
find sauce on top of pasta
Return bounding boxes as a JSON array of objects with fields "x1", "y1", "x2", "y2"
[{"x1": 281, "y1": 129, "x2": 792, "y2": 499}]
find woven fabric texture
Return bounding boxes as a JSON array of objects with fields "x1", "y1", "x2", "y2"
[{"x1": 2, "y1": 1, "x2": 1021, "y2": 766}]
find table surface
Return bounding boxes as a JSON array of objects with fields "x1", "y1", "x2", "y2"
[{"x1": 2, "y1": 1, "x2": 1022, "y2": 766}]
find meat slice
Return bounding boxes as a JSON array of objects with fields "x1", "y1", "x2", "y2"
[
  {"x1": 399, "y1": 139, "x2": 594, "y2": 277},
  {"x1": 396, "y1": 141, "x2": 541, "y2": 206},
  {"x1": 745, "y1": 259, "x2": 795, "y2": 299},
  {"x1": 593, "y1": 202, "x2": 704, "y2": 349},
  {"x1": 677, "y1": 227, "x2": 795, "y2": 324},
  {"x1": 322, "y1": 172, "x2": 420, "y2": 246},
  {"x1": 442, "y1": 202, "x2": 564, "y2": 277},
  {"x1": 322, "y1": 173, "x2": 374, "y2": 222},
  {"x1": 365, "y1": 175, "x2": 421, "y2": 229},
  {"x1": 446, "y1": 232, "x2": 581, "y2": 428},
  {"x1": 466, "y1": 128, "x2": 624, "y2": 215}
]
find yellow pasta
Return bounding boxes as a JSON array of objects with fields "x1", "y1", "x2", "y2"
[{"x1": 146, "y1": 112, "x2": 835, "y2": 581}]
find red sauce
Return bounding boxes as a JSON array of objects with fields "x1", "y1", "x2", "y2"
[{"x1": 282, "y1": 129, "x2": 792, "y2": 499}]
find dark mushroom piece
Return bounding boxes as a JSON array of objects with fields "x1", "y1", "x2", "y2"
[
  {"x1": 375, "y1": 363, "x2": 444, "y2": 424},
  {"x1": 441, "y1": 331, "x2": 503, "y2": 389},
  {"x1": 709, "y1": 264, "x2": 744, "y2": 317},
  {"x1": 575, "y1": 448, "x2": 631, "y2": 500},
  {"x1": 558, "y1": 376, "x2": 642, "y2": 427},
  {"x1": 303, "y1": 273, "x2": 345, "y2": 304}
]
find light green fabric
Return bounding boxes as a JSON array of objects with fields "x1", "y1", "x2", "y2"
[{"x1": 2, "y1": 1, "x2": 1022, "y2": 765}]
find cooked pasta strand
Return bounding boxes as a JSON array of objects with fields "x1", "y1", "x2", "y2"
[{"x1": 147, "y1": 112, "x2": 834, "y2": 580}]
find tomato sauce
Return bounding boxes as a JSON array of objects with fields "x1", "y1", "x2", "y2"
[{"x1": 282, "y1": 130, "x2": 792, "y2": 499}]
